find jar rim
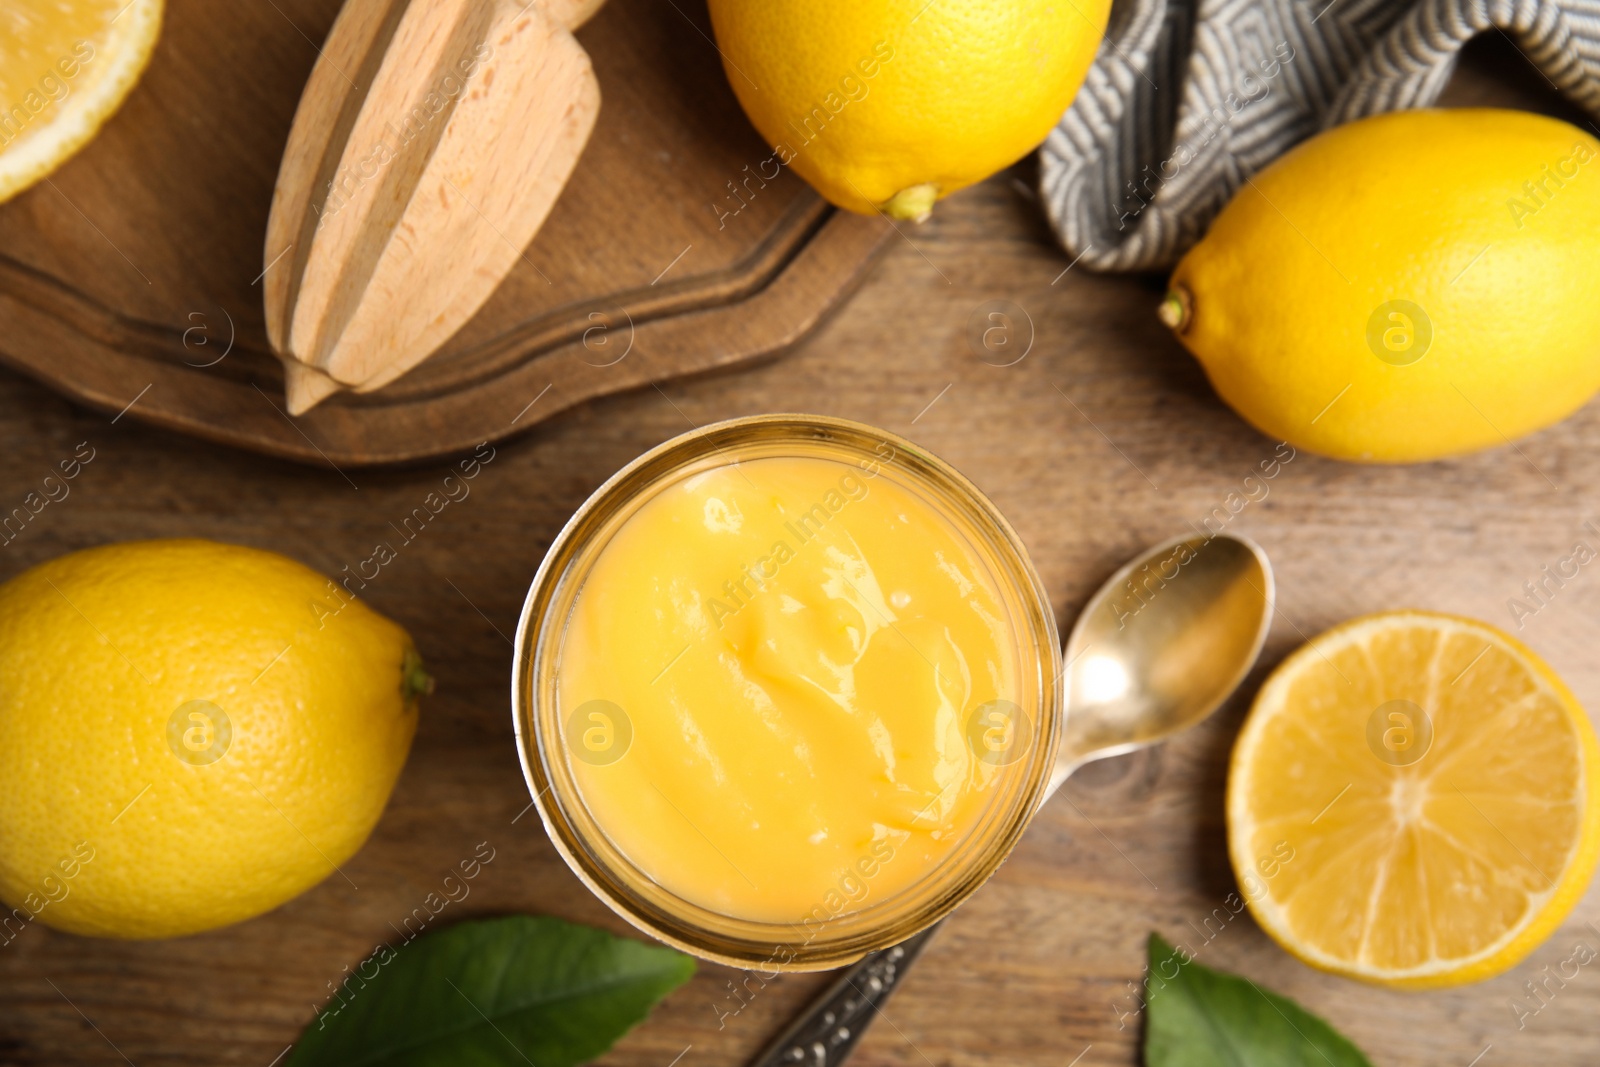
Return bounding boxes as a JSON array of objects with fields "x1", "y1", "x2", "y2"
[{"x1": 511, "y1": 413, "x2": 1063, "y2": 970}]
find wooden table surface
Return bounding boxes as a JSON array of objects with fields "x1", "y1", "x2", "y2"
[{"x1": 2, "y1": 31, "x2": 1598, "y2": 1067}]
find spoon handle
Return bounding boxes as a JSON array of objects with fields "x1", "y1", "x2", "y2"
[
  {"x1": 748, "y1": 743, "x2": 1079, "y2": 1067},
  {"x1": 744, "y1": 923, "x2": 942, "y2": 1067}
]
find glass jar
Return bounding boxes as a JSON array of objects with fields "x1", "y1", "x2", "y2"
[{"x1": 513, "y1": 414, "x2": 1062, "y2": 970}]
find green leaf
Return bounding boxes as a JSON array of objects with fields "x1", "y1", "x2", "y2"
[
  {"x1": 1143, "y1": 933, "x2": 1373, "y2": 1067},
  {"x1": 288, "y1": 915, "x2": 695, "y2": 1067}
]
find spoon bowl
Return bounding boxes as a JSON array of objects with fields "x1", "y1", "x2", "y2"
[{"x1": 1052, "y1": 532, "x2": 1275, "y2": 788}]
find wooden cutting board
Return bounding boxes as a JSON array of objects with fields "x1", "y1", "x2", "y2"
[{"x1": 0, "y1": 0, "x2": 890, "y2": 466}]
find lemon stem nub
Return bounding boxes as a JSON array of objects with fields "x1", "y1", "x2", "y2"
[
  {"x1": 402, "y1": 650, "x2": 435, "y2": 701},
  {"x1": 1158, "y1": 285, "x2": 1192, "y2": 334},
  {"x1": 882, "y1": 183, "x2": 940, "y2": 223}
]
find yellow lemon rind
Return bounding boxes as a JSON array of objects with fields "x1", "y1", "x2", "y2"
[
  {"x1": 1167, "y1": 110, "x2": 1600, "y2": 465},
  {"x1": 0, "y1": 538, "x2": 419, "y2": 940}
]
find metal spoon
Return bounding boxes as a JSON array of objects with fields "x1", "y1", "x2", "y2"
[{"x1": 746, "y1": 532, "x2": 1275, "y2": 1067}]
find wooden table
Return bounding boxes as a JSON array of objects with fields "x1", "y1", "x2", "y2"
[{"x1": 2, "y1": 32, "x2": 1597, "y2": 1067}]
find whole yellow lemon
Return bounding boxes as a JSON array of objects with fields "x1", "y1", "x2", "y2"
[
  {"x1": 1163, "y1": 108, "x2": 1600, "y2": 463},
  {"x1": 0, "y1": 539, "x2": 424, "y2": 939},
  {"x1": 706, "y1": 0, "x2": 1110, "y2": 220}
]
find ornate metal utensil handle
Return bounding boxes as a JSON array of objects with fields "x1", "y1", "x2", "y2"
[{"x1": 745, "y1": 923, "x2": 943, "y2": 1067}]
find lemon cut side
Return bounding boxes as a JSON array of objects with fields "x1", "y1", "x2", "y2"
[
  {"x1": 0, "y1": 0, "x2": 163, "y2": 204},
  {"x1": 1228, "y1": 611, "x2": 1600, "y2": 988}
]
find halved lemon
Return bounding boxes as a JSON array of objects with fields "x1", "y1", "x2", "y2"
[
  {"x1": 0, "y1": 0, "x2": 163, "y2": 204},
  {"x1": 1228, "y1": 610, "x2": 1600, "y2": 988}
]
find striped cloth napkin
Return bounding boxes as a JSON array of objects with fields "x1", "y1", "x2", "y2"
[{"x1": 1039, "y1": 0, "x2": 1600, "y2": 272}]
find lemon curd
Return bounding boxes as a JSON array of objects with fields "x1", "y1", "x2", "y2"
[{"x1": 555, "y1": 453, "x2": 1031, "y2": 926}]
